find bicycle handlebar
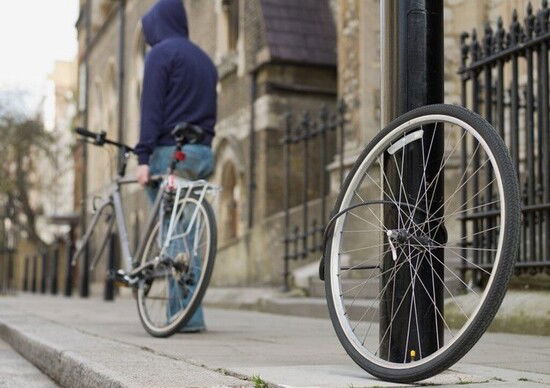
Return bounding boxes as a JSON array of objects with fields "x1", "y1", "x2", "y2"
[
  {"x1": 75, "y1": 127, "x2": 99, "y2": 139},
  {"x1": 75, "y1": 127, "x2": 135, "y2": 153}
]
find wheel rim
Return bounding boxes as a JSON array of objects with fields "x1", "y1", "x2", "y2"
[
  {"x1": 329, "y1": 114, "x2": 508, "y2": 369},
  {"x1": 138, "y1": 198, "x2": 211, "y2": 334}
]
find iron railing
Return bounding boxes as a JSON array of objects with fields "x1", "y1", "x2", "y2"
[
  {"x1": 459, "y1": 1, "x2": 550, "y2": 277},
  {"x1": 281, "y1": 102, "x2": 346, "y2": 289}
]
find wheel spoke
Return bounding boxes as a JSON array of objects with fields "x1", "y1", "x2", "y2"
[{"x1": 327, "y1": 113, "x2": 515, "y2": 372}]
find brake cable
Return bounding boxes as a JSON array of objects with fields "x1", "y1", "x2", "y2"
[{"x1": 319, "y1": 200, "x2": 447, "y2": 280}]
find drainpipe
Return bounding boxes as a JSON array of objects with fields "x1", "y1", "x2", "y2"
[
  {"x1": 248, "y1": 69, "x2": 257, "y2": 228},
  {"x1": 80, "y1": 0, "x2": 92, "y2": 298},
  {"x1": 117, "y1": 0, "x2": 126, "y2": 146}
]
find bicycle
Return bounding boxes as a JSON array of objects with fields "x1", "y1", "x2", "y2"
[
  {"x1": 320, "y1": 104, "x2": 520, "y2": 383},
  {"x1": 72, "y1": 124, "x2": 218, "y2": 337}
]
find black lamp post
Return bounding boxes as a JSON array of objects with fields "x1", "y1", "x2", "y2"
[{"x1": 380, "y1": 0, "x2": 445, "y2": 362}]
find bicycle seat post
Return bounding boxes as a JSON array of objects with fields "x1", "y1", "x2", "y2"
[{"x1": 117, "y1": 146, "x2": 131, "y2": 178}]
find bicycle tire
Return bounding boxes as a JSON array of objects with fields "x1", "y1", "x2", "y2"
[
  {"x1": 324, "y1": 104, "x2": 520, "y2": 383},
  {"x1": 136, "y1": 194, "x2": 217, "y2": 337}
]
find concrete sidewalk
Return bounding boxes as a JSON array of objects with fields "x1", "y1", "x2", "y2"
[
  {"x1": 202, "y1": 287, "x2": 550, "y2": 336},
  {"x1": 0, "y1": 338, "x2": 57, "y2": 388},
  {"x1": 0, "y1": 294, "x2": 549, "y2": 387}
]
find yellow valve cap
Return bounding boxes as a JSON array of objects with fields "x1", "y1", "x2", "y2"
[{"x1": 410, "y1": 350, "x2": 416, "y2": 359}]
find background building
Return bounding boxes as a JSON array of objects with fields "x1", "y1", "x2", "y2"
[
  {"x1": 68, "y1": 0, "x2": 545, "y2": 294},
  {"x1": 75, "y1": 0, "x2": 337, "y2": 290}
]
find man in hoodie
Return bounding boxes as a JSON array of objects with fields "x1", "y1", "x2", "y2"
[{"x1": 136, "y1": 0, "x2": 218, "y2": 333}]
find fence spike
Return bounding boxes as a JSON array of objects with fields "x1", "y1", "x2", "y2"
[
  {"x1": 535, "y1": 9, "x2": 543, "y2": 36},
  {"x1": 460, "y1": 32, "x2": 470, "y2": 67},
  {"x1": 526, "y1": 2, "x2": 535, "y2": 39},
  {"x1": 293, "y1": 225, "x2": 300, "y2": 260},
  {"x1": 484, "y1": 22, "x2": 494, "y2": 57},
  {"x1": 495, "y1": 17, "x2": 506, "y2": 51},
  {"x1": 337, "y1": 99, "x2": 346, "y2": 124},
  {"x1": 470, "y1": 28, "x2": 480, "y2": 63},
  {"x1": 283, "y1": 112, "x2": 292, "y2": 144},
  {"x1": 543, "y1": 0, "x2": 550, "y2": 32},
  {"x1": 311, "y1": 219, "x2": 318, "y2": 252},
  {"x1": 510, "y1": 9, "x2": 518, "y2": 44},
  {"x1": 510, "y1": 9, "x2": 526, "y2": 45},
  {"x1": 336, "y1": 99, "x2": 346, "y2": 131},
  {"x1": 301, "y1": 111, "x2": 310, "y2": 140},
  {"x1": 319, "y1": 105, "x2": 329, "y2": 134}
]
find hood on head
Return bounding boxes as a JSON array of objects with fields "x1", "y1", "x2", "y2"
[{"x1": 142, "y1": 0, "x2": 188, "y2": 46}]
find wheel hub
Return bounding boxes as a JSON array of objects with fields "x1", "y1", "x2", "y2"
[{"x1": 386, "y1": 229, "x2": 436, "y2": 261}]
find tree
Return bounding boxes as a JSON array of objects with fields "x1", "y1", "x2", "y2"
[{"x1": 0, "y1": 100, "x2": 55, "y2": 252}]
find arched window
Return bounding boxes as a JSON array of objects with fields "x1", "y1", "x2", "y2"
[{"x1": 222, "y1": 0, "x2": 240, "y2": 52}]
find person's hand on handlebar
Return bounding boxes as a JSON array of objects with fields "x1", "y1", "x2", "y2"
[{"x1": 137, "y1": 164, "x2": 150, "y2": 186}]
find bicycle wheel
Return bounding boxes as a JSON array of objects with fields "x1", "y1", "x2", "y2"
[
  {"x1": 137, "y1": 195, "x2": 217, "y2": 337},
  {"x1": 325, "y1": 104, "x2": 520, "y2": 383}
]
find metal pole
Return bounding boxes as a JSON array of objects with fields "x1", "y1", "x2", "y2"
[
  {"x1": 117, "y1": 0, "x2": 127, "y2": 172},
  {"x1": 23, "y1": 256, "x2": 29, "y2": 291},
  {"x1": 0, "y1": 251, "x2": 5, "y2": 294},
  {"x1": 7, "y1": 249, "x2": 14, "y2": 293},
  {"x1": 41, "y1": 252, "x2": 48, "y2": 294},
  {"x1": 51, "y1": 244, "x2": 59, "y2": 295},
  {"x1": 283, "y1": 114, "x2": 291, "y2": 291},
  {"x1": 302, "y1": 113, "x2": 310, "y2": 260},
  {"x1": 319, "y1": 106, "x2": 328, "y2": 250},
  {"x1": 65, "y1": 229, "x2": 74, "y2": 297},
  {"x1": 380, "y1": 1, "x2": 398, "y2": 126},
  {"x1": 80, "y1": 0, "x2": 92, "y2": 298},
  {"x1": 380, "y1": 0, "x2": 445, "y2": 362},
  {"x1": 104, "y1": 232, "x2": 117, "y2": 301},
  {"x1": 248, "y1": 70, "x2": 258, "y2": 228},
  {"x1": 31, "y1": 256, "x2": 37, "y2": 293}
]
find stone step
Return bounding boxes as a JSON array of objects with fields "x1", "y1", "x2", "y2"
[{"x1": 0, "y1": 302, "x2": 250, "y2": 388}]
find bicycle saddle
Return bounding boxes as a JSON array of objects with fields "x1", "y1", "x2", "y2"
[{"x1": 171, "y1": 122, "x2": 205, "y2": 145}]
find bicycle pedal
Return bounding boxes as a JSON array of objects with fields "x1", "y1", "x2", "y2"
[
  {"x1": 114, "y1": 280, "x2": 126, "y2": 287},
  {"x1": 114, "y1": 270, "x2": 136, "y2": 287}
]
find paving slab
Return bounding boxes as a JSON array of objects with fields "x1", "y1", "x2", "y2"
[
  {"x1": 0, "y1": 338, "x2": 58, "y2": 388},
  {"x1": 0, "y1": 294, "x2": 549, "y2": 387},
  {"x1": 0, "y1": 299, "x2": 250, "y2": 387}
]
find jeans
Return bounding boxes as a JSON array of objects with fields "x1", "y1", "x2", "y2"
[{"x1": 146, "y1": 144, "x2": 214, "y2": 331}]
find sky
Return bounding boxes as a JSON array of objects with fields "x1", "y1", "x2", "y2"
[{"x1": 0, "y1": 0, "x2": 79, "y2": 117}]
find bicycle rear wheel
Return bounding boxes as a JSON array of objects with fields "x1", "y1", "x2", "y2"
[
  {"x1": 325, "y1": 104, "x2": 520, "y2": 383},
  {"x1": 136, "y1": 195, "x2": 217, "y2": 337}
]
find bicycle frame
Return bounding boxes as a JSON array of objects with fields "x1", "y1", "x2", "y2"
[{"x1": 72, "y1": 174, "x2": 219, "y2": 280}]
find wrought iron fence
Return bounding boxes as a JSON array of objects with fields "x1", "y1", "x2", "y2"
[
  {"x1": 281, "y1": 101, "x2": 346, "y2": 289},
  {"x1": 459, "y1": 1, "x2": 550, "y2": 276}
]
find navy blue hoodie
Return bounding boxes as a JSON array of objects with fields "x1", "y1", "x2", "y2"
[{"x1": 136, "y1": 0, "x2": 218, "y2": 165}]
